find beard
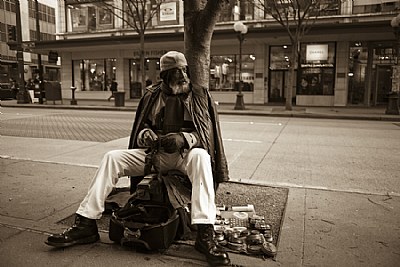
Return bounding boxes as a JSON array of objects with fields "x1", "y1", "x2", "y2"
[{"x1": 168, "y1": 78, "x2": 191, "y2": 95}]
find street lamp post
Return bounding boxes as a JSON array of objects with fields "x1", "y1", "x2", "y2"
[
  {"x1": 233, "y1": 21, "x2": 248, "y2": 110},
  {"x1": 386, "y1": 14, "x2": 400, "y2": 115},
  {"x1": 35, "y1": 0, "x2": 44, "y2": 104},
  {"x1": 15, "y1": 0, "x2": 30, "y2": 104}
]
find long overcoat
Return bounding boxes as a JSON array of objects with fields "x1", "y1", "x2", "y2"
[{"x1": 128, "y1": 82, "x2": 230, "y2": 187}]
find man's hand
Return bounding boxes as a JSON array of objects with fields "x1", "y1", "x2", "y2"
[
  {"x1": 160, "y1": 133, "x2": 186, "y2": 153},
  {"x1": 139, "y1": 128, "x2": 158, "y2": 147}
]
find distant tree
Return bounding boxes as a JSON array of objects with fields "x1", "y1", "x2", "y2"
[
  {"x1": 255, "y1": 0, "x2": 338, "y2": 110},
  {"x1": 98, "y1": 0, "x2": 166, "y2": 96}
]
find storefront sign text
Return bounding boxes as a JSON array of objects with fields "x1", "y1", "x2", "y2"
[
  {"x1": 160, "y1": 2, "x2": 177, "y2": 21},
  {"x1": 306, "y1": 44, "x2": 328, "y2": 61}
]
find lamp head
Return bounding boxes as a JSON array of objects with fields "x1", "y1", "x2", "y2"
[
  {"x1": 233, "y1": 21, "x2": 248, "y2": 34},
  {"x1": 391, "y1": 14, "x2": 400, "y2": 28}
]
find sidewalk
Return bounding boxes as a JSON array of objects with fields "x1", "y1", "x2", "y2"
[
  {"x1": 0, "y1": 99, "x2": 399, "y2": 266},
  {"x1": 2, "y1": 98, "x2": 400, "y2": 121}
]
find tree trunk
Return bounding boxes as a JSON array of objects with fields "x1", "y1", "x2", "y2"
[
  {"x1": 286, "y1": 39, "x2": 298, "y2": 111},
  {"x1": 140, "y1": 32, "x2": 146, "y2": 97},
  {"x1": 184, "y1": 30, "x2": 212, "y2": 96},
  {"x1": 183, "y1": 1, "x2": 222, "y2": 96}
]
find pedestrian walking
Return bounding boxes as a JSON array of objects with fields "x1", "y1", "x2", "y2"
[{"x1": 107, "y1": 80, "x2": 118, "y2": 101}]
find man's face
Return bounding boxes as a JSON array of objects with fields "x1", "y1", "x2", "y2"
[{"x1": 168, "y1": 66, "x2": 190, "y2": 95}]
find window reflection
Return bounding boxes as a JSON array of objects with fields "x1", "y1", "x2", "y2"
[
  {"x1": 298, "y1": 43, "x2": 335, "y2": 96},
  {"x1": 353, "y1": 0, "x2": 399, "y2": 14},
  {"x1": 71, "y1": 7, "x2": 87, "y2": 29},
  {"x1": 73, "y1": 59, "x2": 116, "y2": 91},
  {"x1": 270, "y1": 46, "x2": 291, "y2": 70},
  {"x1": 67, "y1": 2, "x2": 114, "y2": 32},
  {"x1": 210, "y1": 55, "x2": 255, "y2": 91}
]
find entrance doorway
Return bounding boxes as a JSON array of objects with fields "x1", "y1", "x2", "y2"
[
  {"x1": 129, "y1": 58, "x2": 160, "y2": 99},
  {"x1": 375, "y1": 65, "x2": 391, "y2": 105},
  {"x1": 269, "y1": 70, "x2": 288, "y2": 103}
]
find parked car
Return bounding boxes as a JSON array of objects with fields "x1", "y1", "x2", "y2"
[{"x1": 0, "y1": 83, "x2": 18, "y2": 100}]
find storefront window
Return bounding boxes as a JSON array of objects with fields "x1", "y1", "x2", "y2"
[
  {"x1": 66, "y1": 1, "x2": 114, "y2": 32},
  {"x1": 298, "y1": 43, "x2": 335, "y2": 95},
  {"x1": 210, "y1": 55, "x2": 255, "y2": 91},
  {"x1": 98, "y1": 6, "x2": 112, "y2": 26},
  {"x1": 348, "y1": 41, "x2": 396, "y2": 105},
  {"x1": 219, "y1": 0, "x2": 235, "y2": 22},
  {"x1": 310, "y1": 0, "x2": 340, "y2": 16},
  {"x1": 0, "y1": 65, "x2": 9, "y2": 85},
  {"x1": 30, "y1": 66, "x2": 60, "y2": 82},
  {"x1": 73, "y1": 58, "x2": 116, "y2": 91},
  {"x1": 270, "y1": 46, "x2": 291, "y2": 70},
  {"x1": 240, "y1": 0, "x2": 255, "y2": 20},
  {"x1": 373, "y1": 44, "x2": 396, "y2": 104},
  {"x1": 218, "y1": 0, "x2": 255, "y2": 22},
  {"x1": 45, "y1": 67, "x2": 60, "y2": 82},
  {"x1": 352, "y1": 0, "x2": 399, "y2": 14}
]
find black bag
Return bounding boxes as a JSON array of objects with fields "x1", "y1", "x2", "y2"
[
  {"x1": 109, "y1": 174, "x2": 180, "y2": 251},
  {"x1": 109, "y1": 199, "x2": 179, "y2": 251}
]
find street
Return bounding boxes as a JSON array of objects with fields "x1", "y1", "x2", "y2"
[
  {"x1": 3, "y1": 107, "x2": 398, "y2": 196},
  {"x1": 0, "y1": 107, "x2": 399, "y2": 266}
]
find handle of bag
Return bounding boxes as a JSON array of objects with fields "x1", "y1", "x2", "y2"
[
  {"x1": 121, "y1": 227, "x2": 152, "y2": 251},
  {"x1": 121, "y1": 210, "x2": 178, "y2": 231},
  {"x1": 117, "y1": 204, "x2": 148, "y2": 219}
]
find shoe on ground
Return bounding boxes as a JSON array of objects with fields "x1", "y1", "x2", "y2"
[{"x1": 45, "y1": 214, "x2": 99, "y2": 248}]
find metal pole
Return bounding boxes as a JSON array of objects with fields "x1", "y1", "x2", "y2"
[
  {"x1": 15, "y1": 0, "x2": 29, "y2": 104},
  {"x1": 35, "y1": 0, "x2": 44, "y2": 104},
  {"x1": 70, "y1": 86, "x2": 77, "y2": 105},
  {"x1": 239, "y1": 34, "x2": 242, "y2": 94},
  {"x1": 71, "y1": 61, "x2": 77, "y2": 105},
  {"x1": 234, "y1": 33, "x2": 245, "y2": 110}
]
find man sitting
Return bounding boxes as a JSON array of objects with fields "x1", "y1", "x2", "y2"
[{"x1": 46, "y1": 51, "x2": 231, "y2": 266}]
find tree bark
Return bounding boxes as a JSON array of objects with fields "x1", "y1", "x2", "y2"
[
  {"x1": 183, "y1": 1, "x2": 223, "y2": 96},
  {"x1": 286, "y1": 39, "x2": 298, "y2": 111},
  {"x1": 140, "y1": 31, "x2": 146, "y2": 96}
]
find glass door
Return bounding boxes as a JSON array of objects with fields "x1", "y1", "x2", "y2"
[
  {"x1": 269, "y1": 70, "x2": 288, "y2": 103},
  {"x1": 375, "y1": 65, "x2": 392, "y2": 105}
]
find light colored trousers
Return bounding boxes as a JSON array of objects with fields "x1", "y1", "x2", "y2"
[{"x1": 77, "y1": 148, "x2": 216, "y2": 225}]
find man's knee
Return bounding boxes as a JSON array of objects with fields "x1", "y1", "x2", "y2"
[
  {"x1": 103, "y1": 150, "x2": 123, "y2": 162},
  {"x1": 187, "y1": 149, "x2": 212, "y2": 172},
  {"x1": 190, "y1": 148, "x2": 211, "y2": 162}
]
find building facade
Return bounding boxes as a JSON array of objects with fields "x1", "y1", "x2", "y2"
[
  {"x1": 0, "y1": 0, "x2": 59, "y2": 89},
  {"x1": 31, "y1": 0, "x2": 400, "y2": 106}
]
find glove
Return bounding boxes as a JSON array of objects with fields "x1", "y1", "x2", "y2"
[
  {"x1": 138, "y1": 128, "x2": 158, "y2": 147},
  {"x1": 160, "y1": 133, "x2": 186, "y2": 153}
]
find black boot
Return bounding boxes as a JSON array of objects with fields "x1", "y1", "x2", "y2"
[
  {"x1": 45, "y1": 214, "x2": 99, "y2": 248},
  {"x1": 195, "y1": 224, "x2": 231, "y2": 266}
]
